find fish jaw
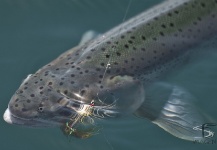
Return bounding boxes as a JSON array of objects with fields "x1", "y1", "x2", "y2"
[{"x1": 3, "y1": 108, "x2": 61, "y2": 127}]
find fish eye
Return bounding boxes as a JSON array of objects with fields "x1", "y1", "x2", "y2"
[{"x1": 38, "y1": 107, "x2": 43, "y2": 112}]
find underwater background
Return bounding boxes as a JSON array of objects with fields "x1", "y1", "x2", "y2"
[{"x1": 0, "y1": 0, "x2": 217, "y2": 149}]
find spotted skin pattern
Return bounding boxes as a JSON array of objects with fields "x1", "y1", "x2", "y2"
[{"x1": 4, "y1": 0, "x2": 217, "y2": 137}]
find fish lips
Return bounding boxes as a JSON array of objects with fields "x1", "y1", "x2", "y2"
[{"x1": 3, "y1": 108, "x2": 60, "y2": 127}]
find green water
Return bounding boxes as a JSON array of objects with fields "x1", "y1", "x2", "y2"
[{"x1": 0, "y1": 0, "x2": 217, "y2": 149}]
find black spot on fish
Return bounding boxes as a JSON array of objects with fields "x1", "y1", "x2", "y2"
[
  {"x1": 70, "y1": 81, "x2": 75, "y2": 84},
  {"x1": 40, "y1": 92, "x2": 43, "y2": 95},
  {"x1": 106, "y1": 54, "x2": 110, "y2": 58},
  {"x1": 160, "y1": 32, "x2": 164, "y2": 36},
  {"x1": 106, "y1": 41, "x2": 111, "y2": 44},
  {"x1": 170, "y1": 23, "x2": 174, "y2": 27},
  {"x1": 130, "y1": 36, "x2": 135, "y2": 39},
  {"x1": 100, "y1": 63, "x2": 105, "y2": 66},
  {"x1": 154, "y1": 17, "x2": 158, "y2": 20},
  {"x1": 101, "y1": 48, "x2": 106, "y2": 51},
  {"x1": 197, "y1": 17, "x2": 202, "y2": 21},
  {"x1": 141, "y1": 48, "x2": 146, "y2": 51},
  {"x1": 64, "y1": 90, "x2": 68, "y2": 95},
  {"x1": 48, "y1": 82, "x2": 53, "y2": 85},
  {"x1": 86, "y1": 56, "x2": 91, "y2": 59},
  {"x1": 161, "y1": 24, "x2": 166, "y2": 28},
  {"x1": 167, "y1": 13, "x2": 172, "y2": 17},
  {"x1": 85, "y1": 70, "x2": 89, "y2": 73},
  {"x1": 71, "y1": 65, "x2": 75, "y2": 68},
  {"x1": 116, "y1": 52, "x2": 121, "y2": 56},
  {"x1": 59, "y1": 82, "x2": 63, "y2": 86},
  {"x1": 15, "y1": 104, "x2": 18, "y2": 107},
  {"x1": 30, "y1": 94, "x2": 35, "y2": 97},
  {"x1": 15, "y1": 98, "x2": 19, "y2": 102},
  {"x1": 125, "y1": 44, "x2": 129, "y2": 49},
  {"x1": 71, "y1": 74, "x2": 75, "y2": 77},
  {"x1": 24, "y1": 87, "x2": 28, "y2": 90},
  {"x1": 27, "y1": 99, "x2": 31, "y2": 103},
  {"x1": 128, "y1": 40, "x2": 133, "y2": 44},
  {"x1": 174, "y1": 10, "x2": 179, "y2": 14},
  {"x1": 80, "y1": 90, "x2": 86, "y2": 96},
  {"x1": 200, "y1": 2, "x2": 206, "y2": 8},
  {"x1": 121, "y1": 35, "x2": 125, "y2": 39},
  {"x1": 141, "y1": 36, "x2": 146, "y2": 40}
]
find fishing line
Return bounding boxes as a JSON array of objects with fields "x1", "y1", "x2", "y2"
[
  {"x1": 100, "y1": 0, "x2": 133, "y2": 149},
  {"x1": 101, "y1": 0, "x2": 133, "y2": 82},
  {"x1": 103, "y1": 130, "x2": 114, "y2": 150}
]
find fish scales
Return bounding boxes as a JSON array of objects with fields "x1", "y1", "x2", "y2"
[
  {"x1": 34, "y1": 0, "x2": 217, "y2": 96},
  {"x1": 3, "y1": 0, "x2": 217, "y2": 141}
]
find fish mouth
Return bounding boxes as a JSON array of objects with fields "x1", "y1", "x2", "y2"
[{"x1": 3, "y1": 108, "x2": 61, "y2": 127}]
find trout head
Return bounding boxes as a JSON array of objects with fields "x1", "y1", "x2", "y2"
[{"x1": 3, "y1": 74, "x2": 80, "y2": 127}]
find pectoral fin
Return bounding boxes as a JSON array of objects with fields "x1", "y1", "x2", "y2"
[
  {"x1": 135, "y1": 82, "x2": 212, "y2": 141},
  {"x1": 99, "y1": 75, "x2": 145, "y2": 114}
]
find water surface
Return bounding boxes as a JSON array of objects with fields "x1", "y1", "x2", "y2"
[{"x1": 0, "y1": 0, "x2": 217, "y2": 149}]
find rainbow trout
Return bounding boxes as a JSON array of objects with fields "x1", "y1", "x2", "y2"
[{"x1": 3, "y1": 0, "x2": 217, "y2": 140}]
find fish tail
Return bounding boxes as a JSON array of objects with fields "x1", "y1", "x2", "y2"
[{"x1": 135, "y1": 82, "x2": 215, "y2": 141}]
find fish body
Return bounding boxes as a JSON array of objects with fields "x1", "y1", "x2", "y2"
[{"x1": 3, "y1": 0, "x2": 217, "y2": 140}]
